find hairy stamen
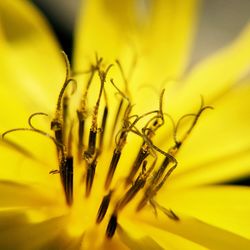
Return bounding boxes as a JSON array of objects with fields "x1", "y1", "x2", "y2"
[
  {"x1": 77, "y1": 56, "x2": 103, "y2": 159},
  {"x1": 126, "y1": 90, "x2": 165, "y2": 185},
  {"x1": 84, "y1": 64, "x2": 112, "y2": 159}
]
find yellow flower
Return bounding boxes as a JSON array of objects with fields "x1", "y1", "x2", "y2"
[{"x1": 0, "y1": 0, "x2": 250, "y2": 249}]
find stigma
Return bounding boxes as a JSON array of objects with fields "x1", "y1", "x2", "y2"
[{"x1": 2, "y1": 52, "x2": 212, "y2": 239}]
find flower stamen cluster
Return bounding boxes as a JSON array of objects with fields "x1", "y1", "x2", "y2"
[{"x1": 2, "y1": 52, "x2": 211, "y2": 239}]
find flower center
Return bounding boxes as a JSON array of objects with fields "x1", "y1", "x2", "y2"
[{"x1": 2, "y1": 53, "x2": 212, "y2": 240}]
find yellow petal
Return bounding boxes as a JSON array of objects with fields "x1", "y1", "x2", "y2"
[
  {"x1": 135, "y1": 210, "x2": 250, "y2": 250},
  {"x1": 39, "y1": 231, "x2": 84, "y2": 250},
  {"x1": 117, "y1": 224, "x2": 164, "y2": 250},
  {"x1": 73, "y1": 0, "x2": 200, "y2": 122},
  {"x1": 0, "y1": 215, "x2": 68, "y2": 249},
  {"x1": 0, "y1": 0, "x2": 65, "y2": 112},
  {"x1": 157, "y1": 186, "x2": 250, "y2": 239},
  {"x1": 0, "y1": 180, "x2": 57, "y2": 208},
  {"x1": 74, "y1": 0, "x2": 199, "y2": 83},
  {"x1": 167, "y1": 81, "x2": 250, "y2": 188},
  {"x1": 140, "y1": 0, "x2": 200, "y2": 80},
  {"x1": 168, "y1": 23, "x2": 250, "y2": 118},
  {"x1": 0, "y1": 210, "x2": 28, "y2": 229},
  {"x1": 119, "y1": 219, "x2": 206, "y2": 250},
  {"x1": 0, "y1": 86, "x2": 30, "y2": 130},
  {"x1": 0, "y1": 141, "x2": 61, "y2": 193}
]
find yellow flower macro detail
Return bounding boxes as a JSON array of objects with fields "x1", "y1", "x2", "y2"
[{"x1": 0, "y1": 0, "x2": 250, "y2": 249}]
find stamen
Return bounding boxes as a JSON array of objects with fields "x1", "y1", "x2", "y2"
[
  {"x1": 126, "y1": 90, "x2": 165, "y2": 185},
  {"x1": 2, "y1": 128, "x2": 64, "y2": 154},
  {"x1": 137, "y1": 99, "x2": 212, "y2": 211},
  {"x1": 104, "y1": 78, "x2": 134, "y2": 188},
  {"x1": 153, "y1": 163, "x2": 177, "y2": 193},
  {"x1": 51, "y1": 117, "x2": 63, "y2": 146},
  {"x1": 110, "y1": 78, "x2": 130, "y2": 102},
  {"x1": 151, "y1": 156, "x2": 171, "y2": 186},
  {"x1": 2, "y1": 125, "x2": 75, "y2": 206},
  {"x1": 85, "y1": 155, "x2": 97, "y2": 197},
  {"x1": 77, "y1": 110, "x2": 85, "y2": 159},
  {"x1": 125, "y1": 113, "x2": 163, "y2": 185},
  {"x1": 108, "y1": 77, "x2": 131, "y2": 146},
  {"x1": 116, "y1": 161, "x2": 149, "y2": 211},
  {"x1": 77, "y1": 56, "x2": 103, "y2": 158},
  {"x1": 105, "y1": 148, "x2": 121, "y2": 189},
  {"x1": 67, "y1": 123, "x2": 74, "y2": 157},
  {"x1": 51, "y1": 52, "x2": 76, "y2": 146},
  {"x1": 51, "y1": 79, "x2": 76, "y2": 145},
  {"x1": 125, "y1": 145, "x2": 149, "y2": 185},
  {"x1": 3, "y1": 52, "x2": 214, "y2": 239},
  {"x1": 96, "y1": 190, "x2": 113, "y2": 224},
  {"x1": 85, "y1": 129, "x2": 97, "y2": 158},
  {"x1": 99, "y1": 105, "x2": 108, "y2": 152},
  {"x1": 63, "y1": 95, "x2": 69, "y2": 132},
  {"x1": 61, "y1": 156, "x2": 74, "y2": 206},
  {"x1": 150, "y1": 199, "x2": 179, "y2": 221},
  {"x1": 115, "y1": 60, "x2": 131, "y2": 97},
  {"x1": 173, "y1": 97, "x2": 213, "y2": 149},
  {"x1": 28, "y1": 112, "x2": 49, "y2": 130},
  {"x1": 136, "y1": 160, "x2": 177, "y2": 211},
  {"x1": 84, "y1": 64, "x2": 112, "y2": 158},
  {"x1": 106, "y1": 213, "x2": 118, "y2": 239}
]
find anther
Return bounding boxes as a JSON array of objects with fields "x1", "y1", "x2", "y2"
[
  {"x1": 125, "y1": 146, "x2": 149, "y2": 185},
  {"x1": 84, "y1": 64, "x2": 111, "y2": 158},
  {"x1": 153, "y1": 163, "x2": 177, "y2": 194},
  {"x1": 96, "y1": 190, "x2": 113, "y2": 224},
  {"x1": 151, "y1": 156, "x2": 171, "y2": 186},
  {"x1": 105, "y1": 79, "x2": 133, "y2": 188},
  {"x1": 99, "y1": 105, "x2": 108, "y2": 152},
  {"x1": 106, "y1": 213, "x2": 118, "y2": 239},
  {"x1": 105, "y1": 105, "x2": 132, "y2": 189},
  {"x1": 51, "y1": 117, "x2": 63, "y2": 145},
  {"x1": 105, "y1": 148, "x2": 121, "y2": 189},
  {"x1": 85, "y1": 129, "x2": 97, "y2": 157},
  {"x1": 61, "y1": 156, "x2": 74, "y2": 206},
  {"x1": 85, "y1": 155, "x2": 97, "y2": 197},
  {"x1": 77, "y1": 56, "x2": 103, "y2": 158},
  {"x1": 116, "y1": 161, "x2": 148, "y2": 211},
  {"x1": 136, "y1": 156, "x2": 176, "y2": 211},
  {"x1": 63, "y1": 95, "x2": 69, "y2": 130},
  {"x1": 77, "y1": 110, "x2": 86, "y2": 159}
]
